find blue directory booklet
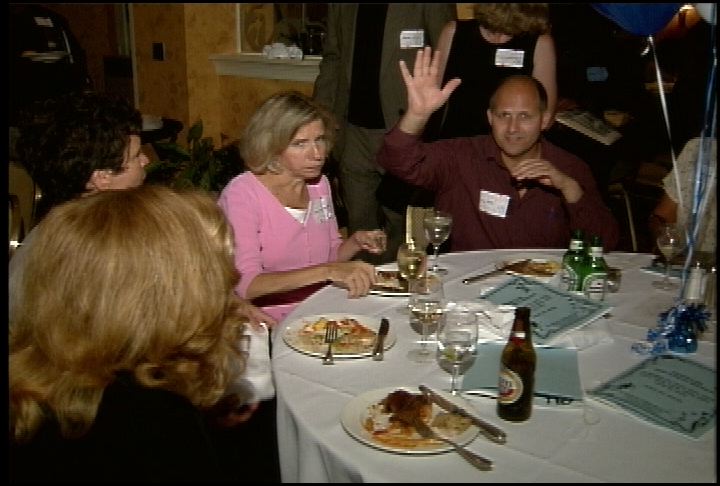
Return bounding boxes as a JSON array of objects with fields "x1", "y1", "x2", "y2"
[
  {"x1": 480, "y1": 276, "x2": 611, "y2": 345},
  {"x1": 589, "y1": 354, "x2": 715, "y2": 439},
  {"x1": 463, "y1": 342, "x2": 584, "y2": 407}
]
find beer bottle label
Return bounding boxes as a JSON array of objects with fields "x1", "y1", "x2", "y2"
[
  {"x1": 582, "y1": 273, "x2": 607, "y2": 300},
  {"x1": 498, "y1": 365, "x2": 523, "y2": 404}
]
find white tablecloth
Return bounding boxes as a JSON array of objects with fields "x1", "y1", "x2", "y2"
[{"x1": 271, "y1": 250, "x2": 716, "y2": 482}]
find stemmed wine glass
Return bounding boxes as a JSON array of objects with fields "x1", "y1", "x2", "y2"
[
  {"x1": 407, "y1": 273, "x2": 445, "y2": 363},
  {"x1": 396, "y1": 240, "x2": 427, "y2": 314},
  {"x1": 423, "y1": 210, "x2": 453, "y2": 275},
  {"x1": 437, "y1": 307, "x2": 478, "y2": 395},
  {"x1": 653, "y1": 224, "x2": 684, "y2": 291}
]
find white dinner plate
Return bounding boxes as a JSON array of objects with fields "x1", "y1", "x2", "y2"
[
  {"x1": 340, "y1": 386, "x2": 480, "y2": 455},
  {"x1": 283, "y1": 313, "x2": 397, "y2": 358}
]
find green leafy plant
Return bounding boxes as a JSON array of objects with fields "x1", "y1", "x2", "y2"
[{"x1": 145, "y1": 120, "x2": 244, "y2": 193}]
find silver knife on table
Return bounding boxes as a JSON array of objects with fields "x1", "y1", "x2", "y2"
[
  {"x1": 419, "y1": 385, "x2": 507, "y2": 444},
  {"x1": 371, "y1": 318, "x2": 390, "y2": 361},
  {"x1": 461, "y1": 260, "x2": 527, "y2": 285}
]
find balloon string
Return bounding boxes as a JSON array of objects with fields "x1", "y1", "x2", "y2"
[
  {"x1": 648, "y1": 35, "x2": 681, "y2": 218},
  {"x1": 680, "y1": 11, "x2": 717, "y2": 299}
]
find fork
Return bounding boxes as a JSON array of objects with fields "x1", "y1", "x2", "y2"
[
  {"x1": 322, "y1": 322, "x2": 338, "y2": 365},
  {"x1": 411, "y1": 418, "x2": 493, "y2": 471}
]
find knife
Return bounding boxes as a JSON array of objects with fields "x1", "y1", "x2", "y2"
[
  {"x1": 461, "y1": 260, "x2": 525, "y2": 285},
  {"x1": 371, "y1": 318, "x2": 390, "y2": 361},
  {"x1": 419, "y1": 385, "x2": 507, "y2": 444}
]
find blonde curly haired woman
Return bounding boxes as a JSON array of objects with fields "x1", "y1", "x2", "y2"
[{"x1": 9, "y1": 185, "x2": 250, "y2": 482}]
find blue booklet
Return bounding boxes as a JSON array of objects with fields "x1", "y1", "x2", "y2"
[
  {"x1": 462, "y1": 342, "x2": 584, "y2": 407},
  {"x1": 480, "y1": 275, "x2": 611, "y2": 345},
  {"x1": 589, "y1": 354, "x2": 715, "y2": 439}
]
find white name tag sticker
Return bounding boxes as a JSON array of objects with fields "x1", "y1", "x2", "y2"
[
  {"x1": 479, "y1": 190, "x2": 510, "y2": 218},
  {"x1": 400, "y1": 30, "x2": 425, "y2": 49},
  {"x1": 495, "y1": 48, "x2": 525, "y2": 68}
]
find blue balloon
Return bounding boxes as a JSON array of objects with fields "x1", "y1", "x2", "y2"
[{"x1": 592, "y1": 3, "x2": 684, "y2": 36}]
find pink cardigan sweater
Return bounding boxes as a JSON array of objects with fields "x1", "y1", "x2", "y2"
[{"x1": 218, "y1": 172, "x2": 343, "y2": 323}]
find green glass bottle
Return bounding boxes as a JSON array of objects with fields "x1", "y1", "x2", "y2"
[
  {"x1": 561, "y1": 229, "x2": 585, "y2": 292},
  {"x1": 580, "y1": 235, "x2": 608, "y2": 301}
]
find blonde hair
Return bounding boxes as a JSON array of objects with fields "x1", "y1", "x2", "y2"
[
  {"x1": 241, "y1": 90, "x2": 337, "y2": 174},
  {"x1": 474, "y1": 3, "x2": 550, "y2": 36},
  {"x1": 9, "y1": 185, "x2": 246, "y2": 443}
]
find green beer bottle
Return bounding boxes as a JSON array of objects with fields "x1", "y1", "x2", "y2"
[
  {"x1": 580, "y1": 235, "x2": 608, "y2": 301},
  {"x1": 561, "y1": 229, "x2": 585, "y2": 292}
]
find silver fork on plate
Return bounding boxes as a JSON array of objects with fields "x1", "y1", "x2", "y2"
[
  {"x1": 411, "y1": 418, "x2": 493, "y2": 471},
  {"x1": 322, "y1": 322, "x2": 338, "y2": 365}
]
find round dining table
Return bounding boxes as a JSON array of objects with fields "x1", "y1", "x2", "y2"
[{"x1": 270, "y1": 249, "x2": 716, "y2": 483}]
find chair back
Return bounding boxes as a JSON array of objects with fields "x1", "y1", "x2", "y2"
[
  {"x1": 9, "y1": 194, "x2": 24, "y2": 259},
  {"x1": 9, "y1": 161, "x2": 41, "y2": 258}
]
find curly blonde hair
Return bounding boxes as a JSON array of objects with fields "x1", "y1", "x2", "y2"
[
  {"x1": 9, "y1": 185, "x2": 246, "y2": 443},
  {"x1": 474, "y1": 3, "x2": 550, "y2": 36},
  {"x1": 241, "y1": 90, "x2": 337, "y2": 174}
]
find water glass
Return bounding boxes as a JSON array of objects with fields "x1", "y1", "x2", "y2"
[
  {"x1": 408, "y1": 273, "x2": 445, "y2": 363},
  {"x1": 437, "y1": 307, "x2": 478, "y2": 395}
]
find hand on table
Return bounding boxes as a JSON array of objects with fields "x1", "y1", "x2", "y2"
[{"x1": 326, "y1": 261, "x2": 377, "y2": 298}]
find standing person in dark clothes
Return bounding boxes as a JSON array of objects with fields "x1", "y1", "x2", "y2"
[{"x1": 313, "y1": 3, "x2": 456, "y2": 263}]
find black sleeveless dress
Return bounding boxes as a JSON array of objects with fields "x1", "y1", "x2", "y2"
[{"x1": 437, "y1": 19, "x2": 539, "y2": 138}]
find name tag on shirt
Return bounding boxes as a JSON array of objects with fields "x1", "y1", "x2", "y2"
[
  {"x1": 495, "y1": 48, "x2": 525, "y2": 68},
  {"x1": 400, "y1": 30, "x2": 425, "y2": 49},
  {"x1": 479, "y1": 190, "x2": 510, "y2": 218},
  {"x1": 309, "y1": 196, "x2": 335, "y2": 224}
]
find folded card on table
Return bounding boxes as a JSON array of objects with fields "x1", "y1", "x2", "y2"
[
  {"x1": 588, "y1": 354, "x2": 715, "y2": 439},
  {"x1": 479, "y1": 276, "x2": 611, "y2": 345},
  {"x1": 463, "y1": 342, "x2": 584, "y2": 407}
]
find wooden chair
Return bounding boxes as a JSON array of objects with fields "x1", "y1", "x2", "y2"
[
  {"x1": 9, "y1": 161, "x2": 42, "y2": 258},
  {"x1": 9, "y1": 194, "x2": 24, "y2": 259}
]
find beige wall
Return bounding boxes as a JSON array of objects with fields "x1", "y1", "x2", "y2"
[
  {"x1": 131, "y1": 4, "x2": 310, "y2": 146},
  {"x1": 42, "y1": 4, "x2": 469, "y2": 148},
  {"x1": 132, "y1": 4, "x2": 190, "y2": 141}
]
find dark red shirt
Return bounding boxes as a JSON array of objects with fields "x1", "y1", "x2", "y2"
[{"x1": 377, "y1": 128, "x2": 620, "y2": 251}]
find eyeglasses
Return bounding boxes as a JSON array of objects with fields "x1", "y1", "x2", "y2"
[{"x1": 288, "y1": 138, "x2": 328, "y2": 151}]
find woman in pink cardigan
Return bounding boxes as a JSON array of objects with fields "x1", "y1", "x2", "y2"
[{"x1": 218, "y1": 91, "x2": 386, "y2": 324}]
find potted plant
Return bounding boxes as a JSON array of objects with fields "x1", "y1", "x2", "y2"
[{"x1": 145, "y1": 120, "x2": 244, "y2": 193}]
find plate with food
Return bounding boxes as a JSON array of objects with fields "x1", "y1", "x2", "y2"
[
  {"x1": 283, "y1": 314, "x2": 396, "y2": 358},
  {"x1": 502, "y1": 258, "x2": 561, "y2": 282},
  {"x1": 341, "y1": 387, "x2": 479, "y2": 454},
  {"x1": 370, "y1": 270, "x2": 410, "y2": 297}
]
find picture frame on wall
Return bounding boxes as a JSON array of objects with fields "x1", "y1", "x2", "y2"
[
  {"x1": 238, "y1": 4, "x2": 275, "y2": 53},
  {"x1": 236, "y1": 4, "x2": 327, "y2": 54}
]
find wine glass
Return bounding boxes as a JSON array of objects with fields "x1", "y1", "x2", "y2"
[
  {"x1": 423, "y1": 210, "x2": 453, "y2": 275},
  {"x1": 653, "y1": 224, "x2": 684, "y2": 291},
  {"x1": 407, "y1": 273, "x2": 445, "y2": 363},
  {"x1": 437, "y1": 307, "x2": 478, "y2": 395},
  {"x1": 396, "y1": 241, "x2": 427, "y2": 314}
]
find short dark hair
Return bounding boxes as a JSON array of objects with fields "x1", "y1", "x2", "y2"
[
  {"x1": 15, "y1": 91, "x2": 142, "y2": 219},
  {"x1": 489, "y1": 75, "x2": 548, "y2": 113}
]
